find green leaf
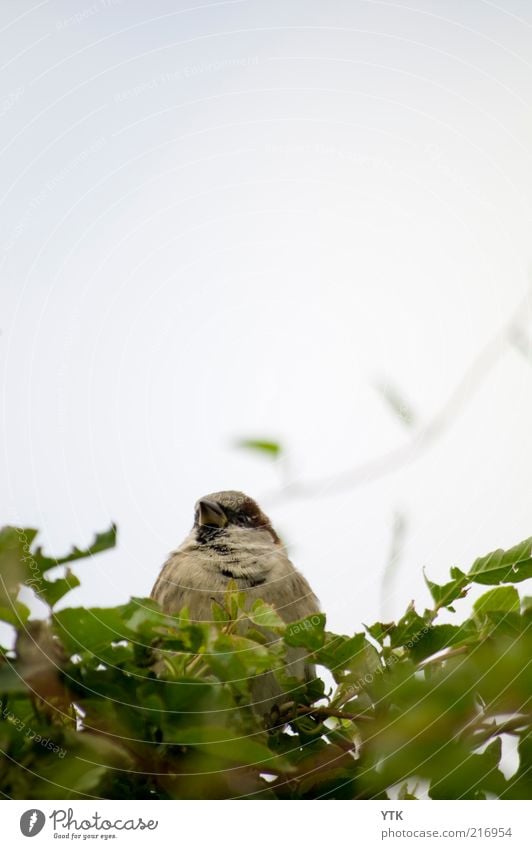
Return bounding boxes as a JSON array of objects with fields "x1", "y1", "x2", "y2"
[
  {"x1": 364, "y1": 621, "x2": 394, "y2": 643},
  {"x1": 408, "y1": 622, "x2": 478, "y2": 662},
  {"x1": 210, "y1": 599, "x2": 231, "y2": 624},
  {"x1": 468, "y1": 537, "x2": 532, "y2": 585},
  {"x1": 53, "y1": 605, "x2": 132, "y2": 658},
  {"x1": 248, "y1": 599, "x2": 286, "y2": 631},
  {"x1": 172, "y1": 726, "x2": 279, "y2": 766},
  {"x1": 208, "y1": 634, "x2": 275, "y2": 679},
  {"x1": 285, "y1": 613, "x2": 326, "y2": 650},
  {"x1": 38, "y1": 570, "x2": 81, "y2": 608},
  {"x1": 0, "y1": 664, "x2": 28, "y2": 694},
  {"x1": 161, "y1": 678, "x2": 225, "y2": 713},
  {"x1": 315, "y1": 633, "x2": 366, "y2": 669},
  {"x1": 0, "y1": 527, "x2": 38, "y2": 605},
  {"x1": 236, "y1": 439, "x2": 282, "y2": 458},
  {"x1": 424, "y1": 567, "x2": 468, "y2": 609},
  {"x1": 32, "y1": 524, "x2": 117, "y2": 573},
  {"x1": 473, "y1": 586, "x2": 520, "y2": 616},
  {"x1": 0, "y1": 601, "x2": 30, "y2": 627},
  {"x1": 389, "y1": 605, "x2": 430, "y2": 649}
]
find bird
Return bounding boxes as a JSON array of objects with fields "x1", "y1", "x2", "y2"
[{"x1": 150, "y1": 490, "x2": 320, "y2": 712}]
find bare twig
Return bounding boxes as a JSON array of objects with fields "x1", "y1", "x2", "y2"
[
  {"x1": 380, "y1": 511, "x2": 408, "y2": 619},
  {"x1": 296, "y1": 705, "x2": 372, "y2": 723},
  {"x1": 262, "y1": 291, "x2": 532, "y2": 503},
  {"x1": 464, "y1": 714, "x2": 532, "y2": 748}
]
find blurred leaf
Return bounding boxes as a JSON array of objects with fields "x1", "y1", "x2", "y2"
[
  {"x1": 409, "y1": 622, "x2": 478, "y2": 662},
  {"x1": 389, "y1": 605, "x2": 429, "y2": 649},
  {"x1": 424, "y1": 567, "x2": 468, "y2": 609},
  {"x1": 473, "y1": 586, "x2": 520, "y2": 616},
  {"x1": 32, "y1": 524, "x2": 117, "y2": 573},
  {"x1": 248, "y1": 599, "x2": 285, "y2": 631},
  {"x1": 236, "y1": 438, "x2": 282, "y2": 458},
  {"x1": 3, "y1": 521, "x2": 532, "y2": 801},
  {"x1": 373, "y1": 377, "x2": 417, "y2": 428},
  {"x1": 174, "y1": 726, "x2": 281, "y2": 766},
  {"x1": 0, "y1": 601, "x2": 30, "y2": 627},
  {"x1": 365, "y1": 621, "x2": 394, "y2": 643},
  {"x1": 0, "y1": 524, "x2": 116, "y2": 611},
  {"x1": 38, "y1": 570, "x2": 81, "y2": 609}
]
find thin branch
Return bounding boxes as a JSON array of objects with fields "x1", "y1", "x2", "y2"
[
  {"x1": 418, "y1": 645, "x2": 469, "y2": 668},
  {"x1": 467, "y1": 715, "x2": 532, "y2": 748},
  {"x1": 296, "y1": 705, "x2": 372, "y2": 722},
  {"x1": 380, "y1": 511, "x2": 407, "y2": 620},
  {"x1": 263, "y1": 290, "x2": 532, "y2": 503}
]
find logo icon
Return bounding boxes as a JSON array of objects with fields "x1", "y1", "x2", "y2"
[{"x1": 20, "y1": 810, "x2": 46, "y2": 837}]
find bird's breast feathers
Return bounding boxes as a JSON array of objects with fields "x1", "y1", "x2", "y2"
[{"x1": 151, "y1": 525, "x2": 318, "y2": 624}]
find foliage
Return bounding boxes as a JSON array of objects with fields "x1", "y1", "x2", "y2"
[
  {"x1": 235, "y1": 439, "x2": 282, "y2": 459},
  {"x1": 0, "y1": 523, "x2": 531, "y2": 800}
]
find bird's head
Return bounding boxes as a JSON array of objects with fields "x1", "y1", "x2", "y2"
[{"x1": 193, "y1": 490, "x2": 280, "y2": 546}]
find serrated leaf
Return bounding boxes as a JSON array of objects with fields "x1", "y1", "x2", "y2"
[
  {"x1": 365, "y1": 621, "x2": 394, "y2": 643},
  {"x1": 315, "y1": 632, "x2": 366, "y2": 669},
  {"x1": 409, "y1": 622, "x2": 478, "y2": 662},
  {"x1": 0, "y1": 601, "x2": 30, "y2": 627},
  {"x1": 0, "y1": 664, "x2": 28, "y2": 694},
  {"x1": 32, "y1": 524, "x2": 117, "y2": 574},
  {"x1": 0, "y1": 524, "x2": 116, "y2": 610},
  {"x1": 53, "y1": 605, "x2": 133, "y2": 659},
  {"x1": 38, "y1": 570, "x2": 81, "y2": 608},
  {"x1": 424, "y1": 568, "x2": 469, "y2": 609},
  {"x1": 389, "y1": 606, "x2": 430, "y2": 649},
  {"x1": 473, "y1": 586, "x2": 520, "y2": 616},
  {"x1": 173, "y1": 726, "x2": 281, "y2": 766},
  {"x1": 207, "y1": 634, "x2": 276, "y2": 681}
]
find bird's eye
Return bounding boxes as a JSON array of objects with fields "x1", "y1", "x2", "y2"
[{"x1": 237, "y1": 512, "x2": 250, "y2": 526}]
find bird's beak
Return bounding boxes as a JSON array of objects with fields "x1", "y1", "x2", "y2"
[{"x1": 197, "y1": 499, "x2": 228, "y2": 528}]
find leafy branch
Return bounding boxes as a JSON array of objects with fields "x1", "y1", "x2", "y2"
[{"x1": 1, "y1": 524, "x2": 532, "y2": 799}]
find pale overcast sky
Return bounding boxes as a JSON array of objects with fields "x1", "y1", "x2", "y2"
[{"x1": 1, "y1": 0, "x2": 532, "y2": 635}]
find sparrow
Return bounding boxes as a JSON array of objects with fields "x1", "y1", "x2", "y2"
[{"x1": 150, "y1": 490, "x2": 320, "y2": 711}]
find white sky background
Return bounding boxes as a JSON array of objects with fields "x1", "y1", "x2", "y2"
[{"x1": 1, "y1": 0, "x2": 532, "y2": 635}]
